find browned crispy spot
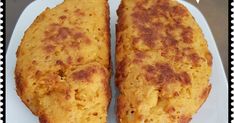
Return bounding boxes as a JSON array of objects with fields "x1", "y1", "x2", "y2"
[
  {"x1": 116, "y1": 2, "x2": 128, "y2": 32},
  {"x1": 44, "y1": 45, "x2": 55, "y2": 53},
  {"x1": 175, "y1": 53, "x2": 183, "y2": 62},
  {"x1": 188, "y1": 53, "x2": 201, "y2": 67},
  {"x1": 132, "y1": 37, "x2": 140, "y2": 46},
  {"x1": 39, "y1": 114, "x2": 49, "y2": 123},
  {"x1": 56, "y1": 60, "x2": 65, "y2": 66},
  {"x1": 117, "y1": 96, "x2": 127, "y2": 119},
  {"x1": 178, "y1": 72, "x2": 191, "y2": 85},
  {"x1": 44, "y1": 24, "x2": 71, "y2": 42},
  {"x1": 66, "y1": 56, "x2": 72, "y2": 64},
  {"x1": 35, "y1": 70, "x2": 41, "y2": 76},
  {"x1": 172, "y1": 6, "x2": 188, "y2": 17},
  {"x1": 165, "y1": 106, "x2": 175, "y2": 114},
  {"x1": 200, "y1": 84, "x2": 211, "y2": 99},
  {"x1": 73, "y1": 32, "x2": 83, "y2": 40},
  {"x1": 15, "y1": 71, "x2": 24, "y2": 96},
  {"x1": 182, "y1": 27, "x2": 193, "y2": 43},
  {"x1": 32, "y1": 60, "x2": 37, "y2": 65},
  {"x1": 156, "y1": 63, "x2": 177, "y2": 84},
  {"x1": 73, "y1": 32, "x2": 91, "y2": 44},
  {"x1": 45, "y1": 56, "x2": 50, "y2": 60},
  {"x1": 144, "y1": 65, "x2": 157, "y2": 74},
  {"x1": 131, "y1": 19, "x2": 162, "y2": 48},
  {"x1": 173, "y1": 92, "x2": 179, "y2": 97},
  {"x1": 116, "y1": 59, "x2": 127, "y2": 86},
  {"x1": 44, "y1": 24, "x2": 91, "y2": 50},
  {"x1": 131, "y1": 1, "x2": 181, "y2": 49},
  {"x1": 135, "y1": 50, "x2": 145, "y2": 59},
  {"x1": 131, "y1": 7, "x2": 147, "y2": 24},
  {"x1": 143, "y1": 66, "x2": 157, "y2": 82},
  {"x1": 59, "y1": 15, "x2": 67, "y2": 20},
  {"x1": 74, "y1": 9, "x2": 85, "y2": 16},
  {"x1": 70, "y1": 41, "x2": 80, "y2": 48},
  {"x1": 56, "y1": 27, "x2": 70, "y2": 40},
  {"x1": 101, "y1": 69, "x2": 111, "y2": 101},
  {"x1": 16, "y1": 46, "x2": 21, "y2": 57},
  {"x1": 133, "y1": 50, "x2": 146, "y2": 63},
  {"x1": 57, "y1": 69, "x2": 65, "y2": 78},
  {"x1": 131, "y1": 1, "x2": 170, "y2": 48},
  {"x1": 64, "y1": 9, "x2": 68, "y2": 12},
  {"x1": 130, "y1": 0, "x2": 194, "y2": 61},
  {"x1": 27, "y1": 66, "x2": 34, "y2": 71},
  {"x1": 162, "y1": 36, "x2": 177, "y2": 47},
  {"x1": 205, "y1": 51, "x2": 213, "y2": 66},
  {"x1": 35, "y1": 70, "x2": 42, "y2": 80},
  {"x1": 65, "y1": 89, "x2": 71, "y2": 100},
  {"x1": 72, "y1": 67, "x2": 97, "y2": 82},
  {"x1": 136, "y1": 26, "x2": 159, "y2": 48},
  {"x1": 77, "y1": 57, "x2": 83, "y2": 63},
  {"x1": 116, "y1": 34, "x2": 124, "y2": 48},
  {"x1": 156, "y1": 0, "x2": 170, "y2": 12},
  {"x1": 179, "y1": 115, "x2": 191, "y2": 123},
  {"x1": 143, "y1": 63, "x2": 176, "y2": 84},
  {"x1": 144, "y1": 63, "x2": 191, "y2": 86}
]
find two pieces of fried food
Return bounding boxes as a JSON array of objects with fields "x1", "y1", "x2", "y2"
[{"x1": 15, "y1": 0, "x2": 212, "y2": 123}]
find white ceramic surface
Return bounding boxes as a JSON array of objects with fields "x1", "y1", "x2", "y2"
[{"x1": 6, "y1": 0, "x2": 228, "y2": 123}]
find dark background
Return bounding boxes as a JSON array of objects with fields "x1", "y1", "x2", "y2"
[{"x1": 6, "y1": 0, "x2": 228, "y2": 76}]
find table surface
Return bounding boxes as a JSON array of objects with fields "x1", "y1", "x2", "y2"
[{"x1": 6, "y1": 0, "x2": 228, "y2": 77}]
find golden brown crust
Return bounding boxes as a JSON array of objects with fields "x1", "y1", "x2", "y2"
[
  {"x1": 15, "y1": 68, "x2": 23, "y2": 96},
  {"x1": 197, "y1": 84, "x2": 212, "y2": 110},
  {"x1": 142, "y1": 63, "x2": 191, "y2": 86},
  {"x1": 15, "y1": 0, "x2": 110, "y2": 123},
  {"x1": 39, "y1": 114, "x2": 49, "y2": 123},
  {"x1": 103, "y1": 0, "x2": 112, "y2": 109},
  {"x1": 116, "y1": 0, "x2": 212, "y2": 122},
  {"x1": 200, "y1": 84, "x2": 211, "y2": 99},
  {"x1": 179, "y1": 115, "x2": 192, "y2": 123}
]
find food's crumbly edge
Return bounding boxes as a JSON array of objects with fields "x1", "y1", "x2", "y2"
[{"x1": 104, "y1": 0, "x2": 112, "y2": 105}]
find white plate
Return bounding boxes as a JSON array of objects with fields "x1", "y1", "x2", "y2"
[{"x1": 6, "y1": 0, "x2": 228, "y2": 123}]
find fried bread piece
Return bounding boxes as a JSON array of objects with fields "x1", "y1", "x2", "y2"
[
  {"x1": 116, "y1": 0, "x2": 212, "y2": 123},
  {"x1": 15, "y1": 0, "x2": 110, "y2": 122}
]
